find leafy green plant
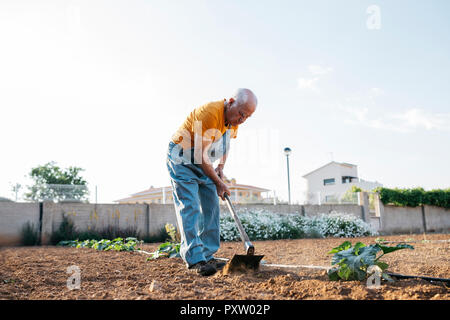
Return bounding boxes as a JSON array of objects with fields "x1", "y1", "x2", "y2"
[
  {"x1": 58, "y1": 237, "x2": 142, "y2": 252},
  {"x1": 375, "y1": 187, "x2": 450, "y2": 208},
  {"x1": 140, "y1": 227, "x2": 169, "y2": 243},
  {"x1": 165, "y1": 223, "x2": 180, "y2": 243},
  {"x1": 327, "y1": 241, "x2": 414, "y2": 281},
  {"x1": 50, "y1": 214, "x2": 77, "y2": 245},
  {"x1": 147, "y1": 242, "x2": 180, "y2": 260},
  {"x1": 147, "y1": 223, "x2": 181, "y2": 260}
]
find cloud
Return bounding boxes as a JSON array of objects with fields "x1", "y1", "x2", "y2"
[
  {"x1": 339, "y1": 105, "x2": 450, "y2": 133},
  {"x1": 308, "y1": 65, "x2": 333, "y2": 76},
  {"x1": 297, "y1": 77, "x2": 320, "y2": 92},
  {"x1": 369, "y1": 87, "x2": 384, "y2": 97},
  {"x1": 390, "y1": 108, "x2": 450, "y2": 131},
  {"x1": 297, "y1": 64, "x2": 333, "y2": 92}
]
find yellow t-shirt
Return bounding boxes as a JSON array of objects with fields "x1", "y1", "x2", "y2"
[{"x1": 171, "y1": 99, "x2": 239, "y2": 150}]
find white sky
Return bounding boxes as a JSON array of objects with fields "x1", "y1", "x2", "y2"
[{"x1": 1, "y1": 1, "x2": 449, "y2": 204}]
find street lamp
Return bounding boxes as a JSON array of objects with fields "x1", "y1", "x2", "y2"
[{"x1": 283, "y1": 147, "x2": 292, "y2": 205}]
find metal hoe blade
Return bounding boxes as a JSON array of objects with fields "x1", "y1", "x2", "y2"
[
  {"x1": 222, "y1": 254, "x2": 264, "y2": 275},
  {"x1": 223, "y1": 194, "x2": 264, "y2": 274}
]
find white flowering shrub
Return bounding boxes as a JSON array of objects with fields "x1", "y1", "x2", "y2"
[
  {"x1": 307, "y1": 212, "x2": 376, "y2": 238},
  {"x1": 219, "y1": 209, "x2": 376, "y2": 241}
]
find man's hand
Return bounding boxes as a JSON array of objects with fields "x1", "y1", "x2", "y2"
[
  {"x1": 216, "y1": 180, "x2": 230, "y2": 201},
  {"x1": 199, "y1": 139, "x2": 230, "y2": 200},
  {"x1": 215, "y1": 164, "x2": 225, "y2": 181}
]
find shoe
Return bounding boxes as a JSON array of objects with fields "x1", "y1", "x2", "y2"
[
  {"x1": 188, "y1": 261, "x2": 217, "y2": 276},
  {"x1": 206, "y1": 258, "x2": 227, "y2": 271}
]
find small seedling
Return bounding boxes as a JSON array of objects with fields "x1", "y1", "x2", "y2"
[
  {"x1": 375, "y1": 237, "x2": 387, "y2": 243},
  {"x1": 147, "y1": 242, "x2": 180, "y2": 260},
  {"x1": 147, "y1": 223, "x2": 180, "y2": 260},
  {"x1": 327, "y1": 241, "x2": 414, "y2": 282}
]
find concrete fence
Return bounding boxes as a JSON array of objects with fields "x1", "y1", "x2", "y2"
[
  {"x1": 0, "y1": 202, "x2": 41, "y2": 245},
  {"x1": 0, "y1": 193, "x2": 449, "y2": 246},
  {"x1": 373, "y1": 193, "x2": 450, "y2": 234},
  {"x1": 0, "y1": 202, "x2": 179, "y2": 246}
]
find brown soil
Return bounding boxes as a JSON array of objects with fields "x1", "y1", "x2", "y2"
[{"x1": 1, "y1": 234, "x2": 449, "y2": 300}]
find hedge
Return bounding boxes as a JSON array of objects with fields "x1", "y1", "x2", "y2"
[{"x1": 374, "y1": 187, "x2": 450, "y2": 208}]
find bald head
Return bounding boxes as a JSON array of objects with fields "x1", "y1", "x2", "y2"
[
  {"x1": 225, "y1": 88, "x2": 257, "y2": 126},
  {"x1": 233, "y1": 88, "x2": 258, "y2": 110}
]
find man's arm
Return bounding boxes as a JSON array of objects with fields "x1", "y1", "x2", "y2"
[
  {"x1": 215, "y1": 152, "x2": 227, "y2": 180},
  {"x1": 199, "y1": 139, "x2": 230, "y2": 200}
]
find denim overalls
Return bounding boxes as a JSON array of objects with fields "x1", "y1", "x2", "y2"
[{"x1": 166, "y1": 128, "x2": 231, "y2": 266}]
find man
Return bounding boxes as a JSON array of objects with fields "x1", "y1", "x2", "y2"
[{"x1": 166, "y1": 88, "x2": 257, "y2": 276}]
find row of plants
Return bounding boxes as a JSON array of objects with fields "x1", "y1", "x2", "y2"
[
  {"x1": 51, "y1": 217, "x2": 415, "y2": 285},
  {"x1": 149, "y1": 222, "x2": 413, "y2": 285},
  {"x1": 375, "y1": 187, "x2": 450, "y2": 208},
  {"x1": 220, "y1": 209, "x2": 376, "y2": 241},
  {"x1": 58, "y1": 237, "x2": 143, "y2": 252},
  {"x1": 21, "y1": 210, "x2": 376, "y2": 247}
]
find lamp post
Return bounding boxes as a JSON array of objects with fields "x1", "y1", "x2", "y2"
[{"x1": 283, "y1": 147, "x2": 292, "y2": 205}]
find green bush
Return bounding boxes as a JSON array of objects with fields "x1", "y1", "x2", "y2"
[
  {"x1": 375, "y1": 187, "x2": 450, "y2": 208},
  {"x1": 50, "y1": 214, "x2": 77, "y2": 245},
  {"x1": 140, "y1": 227, "x2": 170, "y2": 243},
  {"x1": 76, "y1": 225, "x2": 141, "y2": 242},
  {"x1": 20, "y1": 222, "x2": 40, "y2": 246}
]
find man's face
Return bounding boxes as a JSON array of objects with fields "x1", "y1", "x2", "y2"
[{"x1": 227, "y1": 100, "x2": 256, "y2": 126}]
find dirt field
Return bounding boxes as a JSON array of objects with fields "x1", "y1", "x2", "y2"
[{"x1": 1, "y1": 234, "x2": 449, "y2": 300}]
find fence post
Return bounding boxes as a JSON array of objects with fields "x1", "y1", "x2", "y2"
[
  {"x1": 145, "y1": 203, "x2": 150, "y2": 238},
  {"x1": 374, "y1": 193, "x2": 385, "y2": 232},
  {"x1": 421, "y1": 205, "x2": 427, "y2": 233},
  {"x1": 38, "y1": 202, "x2": 43, "y2": 245},
  {"x1": 359, "y1": 192, "x2": 369, "y2": 222}
]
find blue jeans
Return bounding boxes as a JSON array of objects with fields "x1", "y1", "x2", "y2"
[{"x1": 166, "y1": 141, "x2": 221, "y2": 267}]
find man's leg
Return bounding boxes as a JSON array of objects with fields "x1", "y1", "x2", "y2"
[
  {"x1": 170, "y1": 177, "x2": 207, "y2": 267},
  {"x1": 198, "y1": 182, "x2": 221, "y2": 261},
  {"x1": 166, "y1": 144, "x2": 207, "y2": 267}
]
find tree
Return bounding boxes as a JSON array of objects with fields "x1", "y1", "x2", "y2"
[{"x1": 24, "y1": 162, "x2": 89, "y2": 202}]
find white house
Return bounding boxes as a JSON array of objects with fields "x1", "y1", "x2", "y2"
[{"x1": 302, "y1": 162, "x2": 382, "y2": 204}]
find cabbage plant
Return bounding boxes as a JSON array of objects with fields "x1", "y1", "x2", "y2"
[{"x1": 327, "y1": 241, "x2": 414, "y2": 281}]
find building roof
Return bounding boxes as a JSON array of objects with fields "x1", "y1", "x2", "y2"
[
  {"x1": 114, "y1": 178, "x2": 270, "y2": 203},
  {"x1": 302, "y1": 161, "x2": 357, "y2": 178}
]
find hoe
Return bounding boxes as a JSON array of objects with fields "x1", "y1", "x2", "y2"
[{"x1": 222, "y1": 194, "x2": 264, "y2": 274}]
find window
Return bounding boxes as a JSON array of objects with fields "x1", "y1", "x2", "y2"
[
  {"x1": 323, "y1": 178, "x2": 335, "y2": 186},
  {"x1": 342, "y1": 176, "x2": 357, "y2": 184}
]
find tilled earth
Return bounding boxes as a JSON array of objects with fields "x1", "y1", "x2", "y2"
[{"x1": 0, "y1": 234, "x2": 449, "y2": 300}]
